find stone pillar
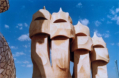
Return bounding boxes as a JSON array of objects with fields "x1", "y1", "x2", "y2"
[
  {"x1": 71, "y1": 22, "x2": 93, "y2": 78},
  {"x1": 0, "y1": 33, "x2": 16, "y2": 78},
  {"x1": 91, "y1": 32, "x2": 109, "y2": 78},
  {"x1": 50, "y1": 8, "x2": 75, "y2": 78},
  {"x1": 29, "y1": 6, "x2": 53, "y2": 78}
]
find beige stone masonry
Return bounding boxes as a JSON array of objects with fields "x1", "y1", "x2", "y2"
[{"x1": 0, "y1": 33, "x2": 16, "y2": 78}]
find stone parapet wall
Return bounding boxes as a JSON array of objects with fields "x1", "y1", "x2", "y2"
[{"x1": 0, "y1": 0, "x2": 9, "y2": 13}]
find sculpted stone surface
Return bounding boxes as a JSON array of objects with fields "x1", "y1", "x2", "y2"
[
  {"x1": 92, "y1": 32, "x2": 106, "y2": 48},
  {"x1": 29, "y1": 7, "x2": 109, "y2": 78},
  {"x1": 29, "y1": 6, "x2": 51, "y2": 38},
  {"x1": 50, "y1": 8, "x2": 74, "y2": 78},
  {"x1": 31, "y1": 34, "x2": 53, "y2": 78},
  {"x1": 0, "y1": 33, "x2": 16, "y2": 78},
  {"x1": 74, "y1": 50, "x2": 91, "y2": 78},
  {"x1": 51, "y1": 8, "x2": 72, "y2": 24},
  {"x1": 50, "y1": 8, "x2": 75, "y2": 39},
  {"x1": 91, "y1": 61, "x2": 108, "y2": 78},
  {"x1": 91, "y1": 32, "x2": 109, "y2": 78},
  {"x1": 74, "y1": 22, "x2": 90, "y2": 36},
  {"x1": 71, "y1": 21, "x2": 92, "y2": 78},
  {"x1": 30, "y1": 7, "x2": 53, "y2": 78},
  {"x1": 91, "y1": 48, "x2": 109, "y2": 62},
  {"x1": 72, "y1": 36, "x2": 93, "y2": 52},
  {"x1": 51, "y1": 38, "x2": 71, "y2": 78}
]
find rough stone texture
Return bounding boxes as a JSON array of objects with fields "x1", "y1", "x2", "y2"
[
  {"x1": 0, "y1": 33, "x2": 16, "y2": 78},
  {"x1": 0, "y1": 0, "x2": 9, "y2": 13}
]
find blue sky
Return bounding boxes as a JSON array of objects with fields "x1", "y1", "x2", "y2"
[{"x1": 0, "y1": 0, "x2": 119, "y2": 78}]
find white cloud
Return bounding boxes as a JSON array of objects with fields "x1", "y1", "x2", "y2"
[
  {"x1": 115, "y1": 32, "x2": 119, "y2": 34},
  {"x1": 23, "y1": 45, "x2": 28, "y2": 48},
  {"x1": 23, "y1": 61, "x2": 29, "y2": 64},
  {"x1": 106, "y1": 30, "x2": 110, "y2": 33},
  {"x1": 10, "y1": 46, "x2": 18, "y2": 49},
  {"x1": 97, "y1": 33, "x2": 102, "y2": 37},
  {"x1": 21, "y1": 63, "x2": 33, "y2": 67},
  {"x1": 110, "y1": 9, "x2": 115, "y2": 15},
  {"x1": 21, "y1": 65, "x2": 25, "y2": 67},
  {"x1": 116, "y1": 8, "x2": 119, "y2": 13},
  {"x1": 117, "y1": 17, "x2": 119, "y2": 25},
  {"x1": 16, "y1": 61, "x2": 22, "y2": 63},
  {"x1": 16, "y1": 23, "x2": 28, "y2": 30},
  {"x1": 94, "y1": 30, "x2": 102, "y2": 37},
  {"x1": 94, "y1": 29, "x2": 110, "y2": 38},
  {"x1": 107, "y1": 21, "x2": 112, "y2": 24},
  {"x1": 79, "y1": 19, "x2": 89, "y2": 26},
  {"x1": 18, "y1": 33, "x2": 30, "y2": 41},
  {"x1": 13, "y1": 52, "x2": 25, "y2": 57},
  {"x1": 16, "y1": 26, "x2": 18, "y2": 28},
  {"x1": 18, "y1": 23, "x2": 23, "y2": 26},
  {"x1": 111, "y1": 15, "x2": 118, "y2": 20},
  {"x1": 117, "y1": 43, "x2": 119, "y2": 46},
  {"x1": 95, "y1": 20, "x2": 101, "y2": 26},
  {"x1": 5, "y1": 24, "x2": 9, "y2": 28},
  {"x1": 19, "y1": 27, "x2": 22, "y2": 30},
  {"x1": 101, "y1": 18, "x2": 105, "y2": 21},
  {"x1": 24, "y1": 23, "x2": 28, "y2": 27},
  {"x1": 76, "y1": 2, "x2": 82, "y2": 8},
  {"x1": 111, "y1": 43, "x2": 115, "y2": 45},
  {"x1": 107, "y1": 8, "x2": 119, "y2": 25},
  {"x1": 103, "y1": 34, "x2": 110, "y2": 38},
  {"x1": 103, "y1": 30, "x2": 110, "y2": 38},
  {"x1": 107, "y1": 15, "x2": 111, "y2": 18},
  {"x1": 14, "y1": 58, "x2": 16, "y2": 60},
  {"x1": 26, "y1": 64, "x2": 33, "y2": 67}
]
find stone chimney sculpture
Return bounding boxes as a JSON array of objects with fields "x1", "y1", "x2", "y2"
[
  {"x1": 29, "y1": 7, "x2": 110, "y2": 78},
  {"x1": 91, "y1": 32, "x2": 109, "y2": 78},
  {"x1": 50, "y1": 8, "x2": 75, "y2": 78},
  {"x1": 71, "y1": 22, "x2": 93, "y2": 78},
  {"x1": 29, "y1": 6, "x2": 53, "y2": 78}
]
